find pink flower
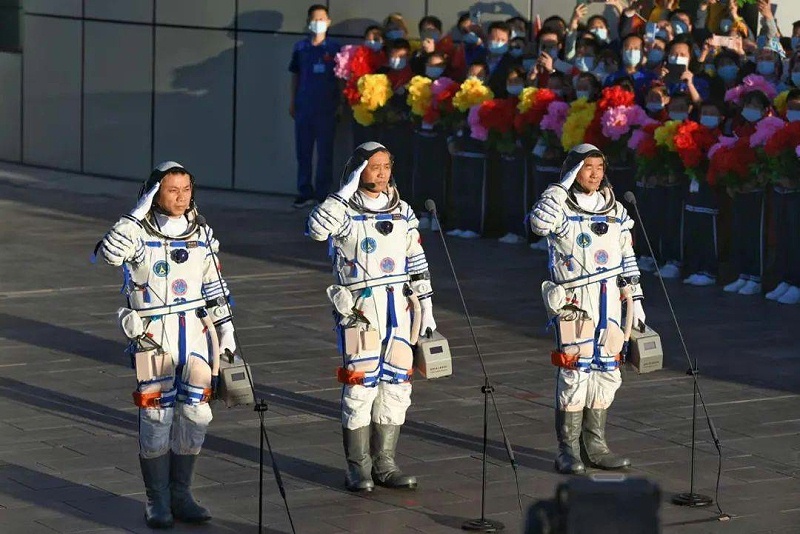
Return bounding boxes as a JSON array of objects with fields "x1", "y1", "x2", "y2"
[
  {"x1": 708, "y1": 136, "x2": 737, "y2": 159},
  {"x1": 431, "y1": 77, "x2": 457, "y2": 97},
  {"x1": 628, "y1": 128, "x2": 648, "y2": 150},
  {"x1": 334, "y1": 45, "x2": 357, "y2": 80},
  {"x1": 750, "y1": 116, "x2": 786, "y2": 147},
  {"x1": 601, "y1": 106, "x2": 633, "y2": 140},
  {"x1": 724, "y1": 74, "x2": 778, "y2": 104},
  {"x1": 626, "y1": 105, "x2": 652, "y2": 127},
  {"x1": 541, "y1": 101, "x2": 569, "y2": 137},
  {"x1": 468, "y1": 105, "x2": 488, "y2": 141}
]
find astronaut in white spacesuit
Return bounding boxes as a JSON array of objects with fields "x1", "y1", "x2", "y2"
[
  {"x1": 99, "y1": 161, "x2": 235, "y2": 528},
  {"x1": 530, "y1": 144, "x2": 646, "y2": 475},
  {"x1": 307, "y1": 142, "x2": 435, "y2": 493}
]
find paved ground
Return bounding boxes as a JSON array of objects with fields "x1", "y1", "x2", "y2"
[{"x1": 1, "y1": 161, "x2": 799, "y2": 534}]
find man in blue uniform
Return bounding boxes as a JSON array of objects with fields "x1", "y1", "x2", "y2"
[{"x1": 290, "y1": 4, "x2": 341, "y2": 208}]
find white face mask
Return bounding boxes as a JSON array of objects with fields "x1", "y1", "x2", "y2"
[
  {"x1": 308, "y1": 20, "x2": 328, "y2": 35},
  {"x1": 668, "y1": 55, "x2": 690, "y2": 66},
  {"x1": 575, "y1": 56, "x2": 595, "y2": 72},
  {"x1": 591, "y1": 27, "x2": 608, "y2": 42}
]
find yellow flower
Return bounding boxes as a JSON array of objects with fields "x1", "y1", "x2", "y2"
[
  {"x1": 452, "y1": 78, "x2": 494, "y2": 112},
  {"x1": 654, "y1": 120, "x2": 681, "y2": 151},
  {"x1": 357, "y1": 74, "x2": 392, "y2": 112},
  {"x1": 774, "y1": 90, "x2": 789, "y2": 117},
  {"x1": 407, "y1": 75, "x2": 433, "y2": 116},
  {"x1": 561, "y1": 99, "x2": 596, "y2": 151},
  {"x1": 352, "y1": 104, "x2": 375, "y2": 126},
  {"x1": 517, "y1": 87, "x2": 539, "y2": 114}
]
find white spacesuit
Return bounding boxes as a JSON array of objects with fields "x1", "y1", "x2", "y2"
[
  {"x1": 530, "y1": 144, "x2": 645, "y2": 475},
  {"x1": 307, "y1": 142, "x2": 435, "y2": 493},
  {"x1": 98, "y1": 161, "x2": 234, "y2": 528}
]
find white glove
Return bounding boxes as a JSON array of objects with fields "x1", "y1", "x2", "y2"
[
  {"x1": 217, "y1": 322, "x2": 236, "y2": 354},
  {"x1": 560, "y1": 160, "x2": 584, "y2": 190},
  {"x1": 337, "y1": 160, "x2": 369, "y2": 200},
  {"x1": 633, "y1": 300, "x2": 646, "y2": 328},
  {"x1": 419, "y1": 298, "x2": 437, "y2": 337},
  {"x1": 130, "y1": 182, "x2": 160, "y2": 220}
]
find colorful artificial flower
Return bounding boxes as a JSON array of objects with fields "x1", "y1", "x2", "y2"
[
  {"x1": 407, "y1": 75, "x2": 433, "y2": 117},
  {"x1": 654, "y1": 120, "x2": 681, "y2": 151},
  {"x1": 452, "y1": 78, "x2": 494, "y2": 112},
  {"x1": 673, "y1": 120, "x2": 719, "y2": 179},
  {"x1": 561, "y1": 99, "x2": 597, "y2": 151},
  {"x1": 708, "y1": 135, "x2": 757, "y2": 188},
  {"x1": 352, "y1": 104, "x2": 375, "y2": 126},
  {"x1": 749, "y1": 116, "x2": 786, "y2": 148},
  {"x1": 514, "y1": 88, "x2": 558, "y2": 142},
  {"x1": 468, "y1": 105, "x2": 488, "y2": 141},
  {"x1": 597, "y1": 86, "x2": 636, "y2": 112},
  {"x1": 724, "y1": 74, "x2": 778, "y2": 104},
  {"x1": 774, "y1": 90, "x2": 790, "y2": 117},
  {"x1": 472, "y1": 97, "x2": 518, "y2": 153},
  {"x1": 541, "y1": 101, "x2": 570, "y2": 138},
  {"x1": 334, "y1": 45, "x2": 358, "y2": 80},
  {"x1": 357, "y1": 74, "x2": 392, "y2": 112}
]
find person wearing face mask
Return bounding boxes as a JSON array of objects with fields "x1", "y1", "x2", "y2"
[
  {"x1": 363, "y1": 26, "x2": 384, "y2": 54},
  {"x1": 753, "y1": 39, "x2": 787, "y2": 91},
  {"x1": 790, "y1": 21, "x2": 800, "y2": 53},
  {"x1": 724, "y1": 90, "x2": 773, "y2": 296},
  {"x1": 289, "y1": 4, "x2": 342, "y2": 208},
  {"x1": 650, "y1": 93, "x2": 694, "y2": 280},
  {"x1": 530, "y1": 144, "x2": 645, "y2": 475},
  {"x1": 424, "y1": 53, "x2": 447, "y2": 81},
  {"x1": 307, "y1": 143, "x2": 436, "y2": 493},
  {"x1": 662, "y1": 36, "x2": 710, "y2": 106},
  {"x1": 530, "y1": 29, "x2": 563, "y2": 88},
  {"x1": 714, "y1": 51, "x2": 742, "y2": 89},
  {"x1": 682, "y1": 101, "x2": 724, "y2": 287},
  {"x1": 645, "y1": 37, "x2": 668, "y2": 72},
  {"x1": 382, "y1": 13, "x2": 409, "y2": 42},
  {"x1": 456, "y1": 13, "x2": 487, "y2": 67},
  {"x1": 788, "y1": 52, "x2": 800, "y2": 90},
  {"x1": 605, "y1": 34, "x2": 658, "y2": 105},
  {"x1": 766, "y1": 89, "x2": 800, "y2": 304},
  {"x1": 485, "y1": 21, "x2": 516, "y2": 98},
  {"x1": 466, "y1": 61, "x2": 489, "y2": 84},
  {"x1": 509, "y1": 36, "x2": 527, "y2": 62},
  {"x1": 573, "y1": 37, "x2": 599, "y2": 75},
  {"x1": 410, "y1": 16, "x2": 445, "y2": 76},
  {"x1": 574, "y1": 72, "x2": 601, "y2": 102}
]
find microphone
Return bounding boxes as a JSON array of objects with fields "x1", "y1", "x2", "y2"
[
  {"x1": 424, "y1": 199, "x2": 437, "y2": 214},
  {"x1": 195, "y1": 214, "x2": 207, "y2": 226},
  {"x1": 362, "y1": 182, "x2": 377, "y2": 190},
  {"x1": 623, "y1": 191, "x2": 637, "y2": 205}
]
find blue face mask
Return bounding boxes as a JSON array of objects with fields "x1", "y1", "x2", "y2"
[
  {"x1": 672, "y1": 21, "x2": 688, "y2": 35},
  {"x1": 575, "y1": 56, "x2": 595, "y2": 72},
  {"x1": 425, "y1": 66, "x2": 444, "y2": 79},
  {"x1": 389, "y1": 56, "x2": 407, "y2": 70},
  {"x1": 792, "y1": 72, "x2": 800, "y2": 87},
  {"x1": 742, "y1": 107, "x2": 763, "y2": 123},
  {"x1": 793, "y1": 37, "x2": 800, "y2": 51},
  {"x1": 718, "y1": 64, "x2": 738, "y2": 82},
  {"x1": 488, "y1": 41, "x2": 509, "y2": 55},
  {"x1": 646, "y1": 102, "x2": 664, "y2": 112},
  {"x1": 655, "y1": 29, "x2": 668, "y2": 41},
  {"x1": 364, "y1": 40, "x2": 382, "y2": 52},
  {"x1": 385, "y1": 29, "x2": 404, "y2": 40},
  {"x1": 623, "y1": 49, "x2": 642, "y2": 67},
  {"x1": 523, "y1": 58, "x2": 536, "y2": 71},
  {"x1": 669, "y1": 111, "x2": 688, "y2": 121},
  {"x1": 787, "y1": 110, "x2": 800, "y2": 122},
  {"x1": 700, "y1": 115, "x2": 720, "y2": 128},
  {"x1": 757, "y1": 61, "x2": 775, "y2": 76},
  {"x1": 720, "y1": 19, "x2": 732, "y2": 33},
  {"x1": 576, "y1": 90, "x2": 591, "y2": 100},
  {"x1": 463, "y1": 32, "x2": 479, "y2": 45},
  {"x1": 308, "y1": 20, "x2": 328, "y2": 35},
  {"x1": 509, "y1": 48, "x2": 523, "y2": 58},
  {"x1": 591, "y1": 27, "x2": 608, "y2": 42},
  {"x1": 648, "y1": 49, "x2": 664, "y2": 64},
  {"x1": 506, "y1": 84, "x2": 524, "y2": 96}
]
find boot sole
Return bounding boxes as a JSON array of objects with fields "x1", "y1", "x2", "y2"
[
  {"x1": 145, "y1": 515, "x2": 174, "y2": 529},
  {"x1": 345, "y1": 485, "x2": 374, "y2": 493},
  {"x1": 375, "y1": 481, "x2": 417, "y2": 490}
]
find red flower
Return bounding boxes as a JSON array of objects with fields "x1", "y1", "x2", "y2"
[
  {"x1": 765, "y1": 121, "x2": 800, "y2": 157},
  {"x1": 674, "y1": 121, "x2": 717, "y2": 169},
  {"x1": 598, "y1": 86, "x2": 635, "y2": 112},
  {"x1": 435, "y1": 83, "x2": 460, "y2": 114},
  {"x1": 515, "y1": 89, "x2": 558, "y2": 134},
  {"x1": 584, "y1": 112, "x2": 607, "y2": 149},
  {"x1": 423, "y1": 107, "x2": 441, "y2": 124},
  {"x1": 478, "y1": 98, "x2": 517, "y2": 134}
]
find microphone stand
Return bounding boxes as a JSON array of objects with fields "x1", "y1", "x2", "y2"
[
  {"x1": 623, "y1": 193, "x2": 729, "y2": 518},
  {"x1": 425, "y1": 200, "x2": 522, "y2": 533},
  {"x1": 197, "y1": 215, "x2": 297, "y2": 533}
]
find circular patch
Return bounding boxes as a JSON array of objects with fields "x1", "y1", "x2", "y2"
[
  {"x1": 360, "y1": 237, "x2": 378, "y2": 254},
  {"x1": 594, "y1": 249, "x2": 609, "y2": 265},
  {"x1": 171, "y1": 278, "x2": 188, "y2": 296},
  {"x1": 576, "y1": 233, "x2": 592, "y2": 249},
  {"x1": 153, "y1": 260, "x2": 170, "y2": 277},
  {"x1": 171, "y1": 248, "x2": 189, "y2": 264},
  {"x1": 380, "y1": 257, "x2": 396, "y2": 273}
]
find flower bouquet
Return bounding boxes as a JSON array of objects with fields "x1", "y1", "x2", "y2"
[
  {"x1": 351, "y1": 74, "x2": 393, "y2": 126},
  {"x1": 763, "y1": 119, "x2": 800, "y2": 188},
  {"x1": 673, "y1": 120, "x2": 720, "y2": 185},
  {"x1": 514, "y1": 87, "x2": 559, "y2": 150},
  {"x1": 407, "y1": 76, "x2": 461, "y2": 130},
  {"x1": 469, "y1": 97, "x2": 518, "y2": 154},
  {"x1": 561, "y1": 98, "x2": 598, "y2": 151},
  {"x1": 708, "y1": 136, "x2": 759, "y2": 193}
]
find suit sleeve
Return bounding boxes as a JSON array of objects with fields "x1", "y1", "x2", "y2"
[
  {"x1": 530, "y1": 184, "x2": 569, "y2": 238},
  {"x1": 404, "y1": 205, "x2": 433, "y2": 300},
  {"x1": 99, "y1": 216, "x2": 146, "y2": 267},
  {"x1": 201, "y1": 225, "x2": 233, "y2": 326}
]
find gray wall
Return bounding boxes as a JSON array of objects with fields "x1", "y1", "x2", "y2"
[{"x1": 4, "y1": 0, "x2": 583, "y2": 194}]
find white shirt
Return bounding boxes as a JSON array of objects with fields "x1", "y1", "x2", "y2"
[
  {"x1": 357, "y1": 190, "x2": 392, "y2": 211},
  {"x1": 574, "y1": 191, "x2": 606, "y2": 213},
  {"x1": 154, "y1": 212, "x2": 189, "y2": 237}
]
